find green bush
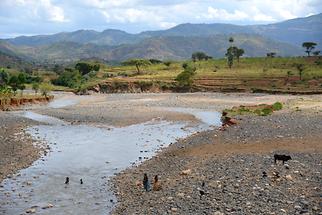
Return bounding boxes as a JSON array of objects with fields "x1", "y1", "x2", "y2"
[
  {"x1": 261, "y1": 108, "x2": 273, "y2": 116},
  {"x1": 272, "y1": 102, "x2": 283, "y2": 111},
  {"x1": 176, "y1": 64, "x2": 196, "y2": 87},
  {"x1": 52, "y1": 70, "x2": 82, "y2": 88}
]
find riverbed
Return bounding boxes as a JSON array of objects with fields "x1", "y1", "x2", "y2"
[
  {"x1": 0, "y1": 94, "x2": 221, "y2": 214},
  {"x1": 1, "y1": 92, "x2": 321, "y2": 215}
]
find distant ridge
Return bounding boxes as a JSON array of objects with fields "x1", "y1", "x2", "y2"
[{"x1": 1, "y1": 13, "x2": 320, "y2": 63}]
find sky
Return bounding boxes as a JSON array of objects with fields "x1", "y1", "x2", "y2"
[{"x1": 0, "y1": 0, "x2": 321, "y2": 38}]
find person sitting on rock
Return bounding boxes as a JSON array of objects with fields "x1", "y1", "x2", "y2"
[
  {"x1": 143, "y1": 173, "x2": 151, "y2": 192},
  {"x1": 152, "y1": 175, "x2": 162, "y2": 191}
]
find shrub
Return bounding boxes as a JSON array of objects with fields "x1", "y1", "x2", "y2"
[
  {"x1": 175, "y1": 64, "x2": 196, "y2": 87},
  {"x1": 261, "y1": 108, "x2": 273, "y2": 116},
  {"x1": 52, "y1": 70, "x2": 82, "y2": 88},
  {"x1": 272, "y1": 102, "x2": 283, "y2": 111},
  {"x1": 149, "y1": 59, "x2": 163, "y2": 64},
  {"x1": 39, "y1": 83, "x2": 52, "y2": 97},
  {"x1": 164, "y1": 61, "x2": 172, "y2": 67}
]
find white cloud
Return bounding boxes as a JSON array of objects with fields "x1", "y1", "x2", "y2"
[
  {"x1": 0, "y1": 0, "x2": 68, "y2": 23},
  {"x1": 206, "y1": 7, "x2": 249, "y2": 20},
  {"x1": 0, "y1": 0, "x2": 321, "y2": 37}
]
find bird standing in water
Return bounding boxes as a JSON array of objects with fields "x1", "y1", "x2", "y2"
[
  {"x1": 80, "y1": 179, "x2": 83, "y2": 184},
  {"x1": 65, "y1": 177, "x2": 69, "y2": 184}
]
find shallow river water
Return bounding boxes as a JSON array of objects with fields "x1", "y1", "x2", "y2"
[{"x1": 0, "y1": 98, "x2": 221, "y2": 215}]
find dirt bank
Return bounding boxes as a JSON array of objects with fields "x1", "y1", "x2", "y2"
[
  {"x1": 88, "y1": 78, "x2": 322, "y2": 95},
  {"x1": 0, "y1": 95, "x2": 54, "y2": 111}
]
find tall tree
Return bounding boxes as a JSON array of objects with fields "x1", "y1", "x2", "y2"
[
  {"x1": 0, "y1": 68, "x2": 9, "y2": 87},
  {"x1": 191, "y1": 52, "x2": 211, "y2": 61},
  {"x1": 295, "y1": 64, "x2": 305, "y2": 80},
  {"x1": 302, "y1": 42, "x2": 317, "y2": 56},
  {"x1": 226, "y1": 37, "x2": 235, "y2": 68},
  {"x1": 75, "y1": 62, "x2": 100, "y2": 75},
  {"x1": 122, "y1": 59, "x2": 151, "y2": 74},
  {"x1": 235, "y1": 48, "x2": 245, "y2": 62}
]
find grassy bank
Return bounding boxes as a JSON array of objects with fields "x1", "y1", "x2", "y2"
[{"x1": 83, "y1": 57, "x2": 322, "y2": 94}]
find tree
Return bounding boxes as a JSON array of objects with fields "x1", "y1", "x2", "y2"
[
  {"x1": 32, "y1": 82, "x2": 40, "y2": 94},
  {"x1": 235, "y1": 48, "x2": 244, "y2": 62},
  {"x1": 226, "y1": 47, "x2": 235, "y2": 69},
  {"x1": 17, "y1": 73, "x2": 27, "y2": 95},
  {"x1": 191, "y1": 52, "x2": 211, "y2": 61},
  {"x1": 226, "y1": 37, "x2": 235, "y2": 68},
  {"x1": 302, "y1": 42, "x2": 317, "y2": 56},
  {"x1": 75, "y1": 62, "x2": 100, "y2": 75},
  {"x1": 9, "y1": 76, "x2": 19, "y2": 95},
  {"x1": 122, "y1": 59, "x2": 151, "y2": 74},
  {"x1": 0, "y1": 68, "x2": 9, "y2": 87},
  {"x1": 52, "y1": 70, "x2": 82, "y2": 88},
  {"x1": 267, "y1": 52, "x2": 276, "y2": 58},
  {"x1": 39, "y1": 83, "x2": 52, "y2": 97},
  {"x1": 313, "y1": 50, "x2": 321, "y2": 56},
  {"x1": 175, "y1": 64, "x2": 196, "y2": 87},
  {"x1": 295, "y1": 63, "x2": 305, "y2": 80}
]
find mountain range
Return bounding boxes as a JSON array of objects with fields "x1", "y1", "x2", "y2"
[{"x1": 0, "y1": 13, "x2": 321, "y2": 66}]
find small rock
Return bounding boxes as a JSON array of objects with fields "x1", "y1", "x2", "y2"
[
  {"x1": 294, "y1": 205, "x2": 301, "y2": 210},
  {"x1": 41, "y1": 204, "x2": 53, "y2": 209},
  {"x1": 285, "y1": 175, "x2": 293, "y2": 180},
  {"x1": 213, "y1": 212, "x2": 224, "y2": 215},
  {"x1": 180, "y1": 169, "x2": 191, "y2": 175},
  {"x1": 177, "y1": 193, "x2": 185, "y2": 198},
  {"x1": 26, "y1": 208, "x2": 36, "y2": 213},
  {"x1": 171, "y1": 207, "x2": 178, "y2": 212}
]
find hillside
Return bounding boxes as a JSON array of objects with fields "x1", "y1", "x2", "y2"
[
  {"x1": 0, "y1": 41, "x2": 33, "y2": 70},
  {"x1": 2, "y1": 14, "x2": 320, "y2": 63},
  {"x1": 12, "y1": 34, "x2": 301, "y2": 63},
  {"x1": 106, "y1": 34, "x2": 302, "y2": 61},
  {"x1": 6, "y1": 13, "x2": 321, "y2": 47}
]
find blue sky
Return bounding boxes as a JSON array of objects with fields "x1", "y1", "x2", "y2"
[{"x1": 0, "y1": 0, "x2": 321, "y2": 38}]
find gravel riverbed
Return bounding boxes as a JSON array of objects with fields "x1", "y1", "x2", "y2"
[
  {"x1": 0, "y1": 93, "x2": 321, "y2": 214},
  {"x1": 111, "y1": 111, "x2": 322, "y2": 215}
]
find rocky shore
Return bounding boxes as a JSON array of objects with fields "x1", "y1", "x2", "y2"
[
  {"x1": 111, "y1": 111, "x2": 322, "y2": 215},
  {"x1": 0, "y1": 113, "x2": 42, "y2": 183}
]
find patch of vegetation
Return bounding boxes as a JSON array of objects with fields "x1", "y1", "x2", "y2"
[
  {"x1": 272, "y1": 102, "x2": 283, "y2": 111},
  {"x1": 224, "y1": 102, "x2": 283, "y2": 117},
  {"x1": 175, "y1": 63, "x2": 196, "y2": 87}
]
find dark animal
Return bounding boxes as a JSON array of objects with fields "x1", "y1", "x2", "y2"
[
  {"x1": 262, "y1": 171, "x2": 267, "y2": 178},
  {"x1": 153, "y1": 175, "x2": 162, "y2": 191},
  {"x1": 143, "y1": 173, "x2": 151, "y2": 192},
  {"x1": 65, "y1": 177, "x2": 69, "y2": 184},
  {"x1": 80, "y1": 179, "x2": 83, "y2": 184},
  {"x1": 274, "y1": 154, "x2": 292, "y2": 164},
  {"x1": 198, "y1": 181, "x2": 207, "y2": 199}
]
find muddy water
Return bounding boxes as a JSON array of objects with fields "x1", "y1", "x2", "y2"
[{"x1": 0, "y1": 101, "x2": 221, "y2": 215}]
